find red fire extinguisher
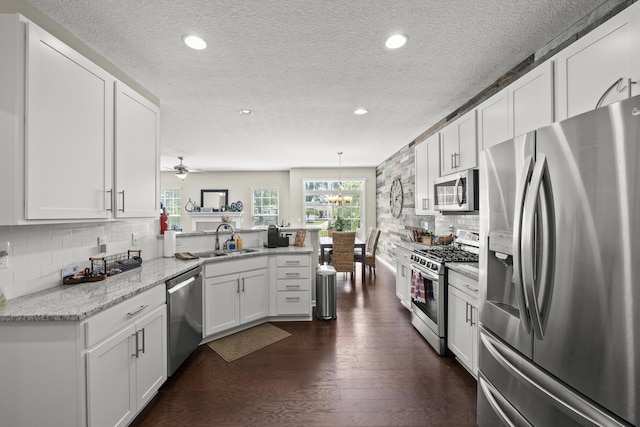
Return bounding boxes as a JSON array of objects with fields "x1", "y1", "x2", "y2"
[{"x1": 160, "y1": 204, "x2": 168, "y2": 235}]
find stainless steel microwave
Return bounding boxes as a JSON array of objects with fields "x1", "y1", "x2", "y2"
[{"x1": 433, "y1": 169, "x2": 479, "y2": 212}]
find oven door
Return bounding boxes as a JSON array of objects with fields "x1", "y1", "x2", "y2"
[
  {"x1": 410, "y1": 265, "x2": 445, "y2": 337},
  {"x1": 434, "y1": 169, "x2": 478, "y2": 212}
]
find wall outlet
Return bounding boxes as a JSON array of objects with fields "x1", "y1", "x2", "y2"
[{"x1": 131, "y1": 232, "x2": 139, "y2": 246}]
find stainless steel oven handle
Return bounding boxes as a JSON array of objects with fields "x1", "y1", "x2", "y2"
[
  {"x1": 410, "y1": 264, "x2": 439, "y2": 282},
  {"x1": 513, "y1": 155, "x2": 534, "y2": 334}
]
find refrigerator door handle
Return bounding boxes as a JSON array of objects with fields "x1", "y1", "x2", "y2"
[
  {"x1": 522, "y1": 154, "x2": 552, "y2": 340},
  {"x1": 481, "y1": 330, "x2": 630, "y2": 427},
  {"x1": 513, "y1": 155, "x2": 534, "y2": 334},
  {"x1": 479, "y1": 374, "x2": 532, "y2": 427}
]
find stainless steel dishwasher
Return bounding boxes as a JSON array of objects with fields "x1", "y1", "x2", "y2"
[{"x1": 166, "y1": 266, "x2": 203, "y2": 376}]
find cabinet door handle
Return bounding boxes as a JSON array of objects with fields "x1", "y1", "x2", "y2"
[
  {"x1": 237, "y1": 278, "x2": 240, "y2": 293},
  {"x1": 106, "y1": 189, "x2": 113, "y2": 212},
  {"x1": 138, "y1": 328, "x2": 145, "y2": 356},
  {"x1": 117, "y1": 190, "x2": 125, "y2": 212},
  {"x1": 242, "y1": 277, "x2": 245, "y2": 292},
  {"x1": 422, "y1": 198, "x2": 428, "y2": 210},
  {"x1": 465, "y1": 302, "x2": 470, "y2": 324},
  {"x1": 470, "y1": 307, "x2": 475, "y2": 326},
  {"x1": 127, "y1": 305, "x2": 148, "y2": 317},
  {"x1": 132, "y1": 333, "x2": 138, "y2": 358},
  {"x1": 450, "y1": 153, "x2": 455, "y2": 169}
]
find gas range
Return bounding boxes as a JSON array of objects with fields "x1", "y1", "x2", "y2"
[{"x1": 410, "y1": 229, "x2": 479, "y2": 275}]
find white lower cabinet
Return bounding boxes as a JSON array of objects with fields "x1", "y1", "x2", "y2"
[
  {"x1": 0, "y1": 285, "x2": 166, "y2": 427},
  {"x1": 85, "y1": 287, "x2": 167, "y2": 427},
  {"x1": 447, "y1": 270, "x2": 478, "y2": 377},
  {"x1": 275, "y1": 254, "x2": 311, "y2": 316},
  {"x1": 204, "y1": 257, "x2": 269, "y2": 336},
  {"x1": 395, "y1": 245, "x2": 412, "y2": 310}
]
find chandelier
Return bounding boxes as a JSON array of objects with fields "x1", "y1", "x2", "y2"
[{"x1": 328, "y1": 152, "x2": 352, "y2": 205}]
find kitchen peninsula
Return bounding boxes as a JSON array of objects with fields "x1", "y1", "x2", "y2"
[{"x1": 0, "y1": 241, "x2": 314, "y2": 427}]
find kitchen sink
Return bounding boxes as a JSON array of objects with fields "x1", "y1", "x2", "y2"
[{"x1": 197, "y1": 248, "x2": 259, "y2": 258}]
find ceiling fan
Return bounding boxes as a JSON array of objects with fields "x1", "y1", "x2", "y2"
[{"x1": 172, "y1": 156, "x2": 189, "y2": 179}]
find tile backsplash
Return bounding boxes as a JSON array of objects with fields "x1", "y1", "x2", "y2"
[{"x1": 0, "y1": 219, "x2": 159, "y2": 300}]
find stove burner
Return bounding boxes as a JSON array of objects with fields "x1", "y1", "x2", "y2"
[{"x1": 415, "y1": 246, "x2": 479, "y2": 263}]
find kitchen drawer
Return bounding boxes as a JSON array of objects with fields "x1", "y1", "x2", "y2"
[
  {"x1": 84, "y1": 285, "x2": 165, "y2": 348},
  {"x1": 276, "y1": 266, "x2": 309, "y2": 279},
  {"x1": 205, "y1": 256, "x2": 268, "y2": 278},
  {"x1": 276, "y1": 278, "x2": 310, "y2": 292},
  {"x1": 276, "y1": 255, "x2": 309, "y2": 267},
  {"x1": 276, "y1": 291, "x2": 310, "y2": 315}
]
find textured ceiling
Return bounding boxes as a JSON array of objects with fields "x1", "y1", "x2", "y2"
[{"x1": 26, "y1": 0, "x2": 604, "y2": 172}]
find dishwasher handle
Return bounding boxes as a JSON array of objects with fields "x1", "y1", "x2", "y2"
[{"x1": 166, "y1": 266, "x2": 202, "y2": 290}]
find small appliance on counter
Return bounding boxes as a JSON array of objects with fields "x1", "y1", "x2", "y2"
[{"x1": 264, "y1": 225, "x2": 289, "y2": 248}]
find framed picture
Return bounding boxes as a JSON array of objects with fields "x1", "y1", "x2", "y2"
[
  {"x1": 201, "y1": 189, "x2": 228, "y2": 211},
  {"x1": 293, "y1": 230, "x2": 306, "y2": 247}
]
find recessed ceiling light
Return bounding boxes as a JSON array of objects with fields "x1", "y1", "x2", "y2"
[
  {"x1": 354, "y1": 108, "x2": 368, "y2": 115},
  {"x1": 238, "y1": 109, "x2": 252, "y2": 115},
  {"x1": 183, "y1": 35, "x2": 207, "y2": 50},
  {"x1": 385, "y1": 33, "x2": 408, "y2": 49}
]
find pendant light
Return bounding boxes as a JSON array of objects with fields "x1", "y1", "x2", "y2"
[{"x1": 328, "y1": 152, "x2": 352, "y2": 205}]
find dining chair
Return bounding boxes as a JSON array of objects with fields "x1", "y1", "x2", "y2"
[
  {"x1": 330, "y1": 231, "x2": 357, "y2": 280},
  {"x1": 355, "y1": 229, "x2": 381, "y2": 277}
]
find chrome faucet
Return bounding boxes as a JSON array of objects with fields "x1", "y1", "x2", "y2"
[{"x1": 215, "y1": 223, "x2": 235, "y2": 251}]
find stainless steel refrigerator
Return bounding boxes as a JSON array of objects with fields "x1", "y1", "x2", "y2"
[{"x1": 478, "y1": 95, "x2": 640, "y2": 426}]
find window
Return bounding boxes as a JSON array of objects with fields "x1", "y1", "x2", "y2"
[
  {"x1": 161, "y1": 189, "x2": 182, "y2": 231},
  {"x1": 304, "y1": 180, "x2": 364, "y2": 232},
  {"x1": 252, "y1": 188, "x2": 279, "y2": 228}
]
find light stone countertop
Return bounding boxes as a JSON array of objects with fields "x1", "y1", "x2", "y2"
[
  {"x1": 0, "y1": 246, "x2": 313, "y2": 322},
  {"x1": 446, "y1": 262, "x2": 480, "y2": 282}
]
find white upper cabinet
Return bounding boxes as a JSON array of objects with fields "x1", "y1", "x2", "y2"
[
  {"x1": 477, "y1": 89, "x2": 510, "y2": 152},
  {"x1": 440, "y1": 109, "x2": 477, "y2": 175},
  {"x1": 556, "y1": 2, "x2": 640, "y2": 121},
  {"x1": 0, "y1": 14, "x2": 159, "y2": 224},
  {"x1": 25, "y1": 21, "x2": 114, "y2": 220},
  {"x1": 509, "y1": 60, "x2": 554, "y2": 137},
  {"x1": 114, "y1": 81, "x2": 160, "y2": 218},
  {"x1": 414, "y1": 132, "x2": 440, "y2": 215}
]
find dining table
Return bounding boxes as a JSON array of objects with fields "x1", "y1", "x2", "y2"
[{"x1": 319, "y1": 235, "x2": 366, "y2": 278}]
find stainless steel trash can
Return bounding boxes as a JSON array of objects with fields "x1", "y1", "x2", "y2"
[{"x1": 316, "y1": 265, "x2": 337, "y2": 320}]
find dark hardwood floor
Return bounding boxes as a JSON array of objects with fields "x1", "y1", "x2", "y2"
[{"x1": 131, "y1": 262, "x2": 477, "y2": 427}]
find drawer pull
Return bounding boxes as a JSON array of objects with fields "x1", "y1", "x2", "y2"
[
  {"x1": 285, "y1": 285, "x2": 300, "y2": 289},
  {"x1": 127, "y1": 304, "x2": 148, "y2": 317},
  {"x1": 285, "y1": 297, "x2": 301, "y2": 301},
  {"x1": 285, "y1": 260, "x2": 300, "y2": 265},
  {"x1": 285, "y1": 273, "x2": 300, "y2": 277}
]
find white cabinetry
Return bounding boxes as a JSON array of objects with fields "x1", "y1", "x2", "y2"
[
  {"x1": 414, "y1": 133, "x2": 440, "y2": 215},
  {"x1": 395, "y1": 245, "x2": 412, "y2": 310},
  {"x1": 114, "y1": 81, "x2": 160, "y2": 218},
  {"x1": 447, "y1": 270, "x2": 478, "y2": 377},
  {"x1": 275, "y1": 254, "x2": 312, "y2": 316},
  {"x1": 204, "y1": 257, "x2": 269, "y2": 336},
  {"x1": 556, "y1": 3, "x2": 640, "y2": 121},
  {"x1": 440, "y1": 109, "x2": 477, "y2": 175},
  {"x1": 85, "y1": 293, "x2": 166, "y2": 427},
  {"x1": 478, "y1": 60, "x2": 554, "y2": 153},
  {"x1": 0, "y1": 14, "x2": 159, "y2": 224},
  {"x1": 477, "y1": 89, "x2": 510, "y2": 152},
  {"x1": 0, "y1": 285, "x2": 166, "y2": 427},
  {"x1": 509, "y1": 60, "x2": 554, "y2": 137},
  {"x1": 25, "y1": 20, "x2": 114, "y2": 220}
]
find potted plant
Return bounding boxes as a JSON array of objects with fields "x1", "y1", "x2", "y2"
[{"x1": 333, "y1": 216, "x2": 345, "y2": 231}]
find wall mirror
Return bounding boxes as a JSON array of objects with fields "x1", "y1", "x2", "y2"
[{"x1": 201, "y1": 189, "x2": 229, "y2": 211}]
